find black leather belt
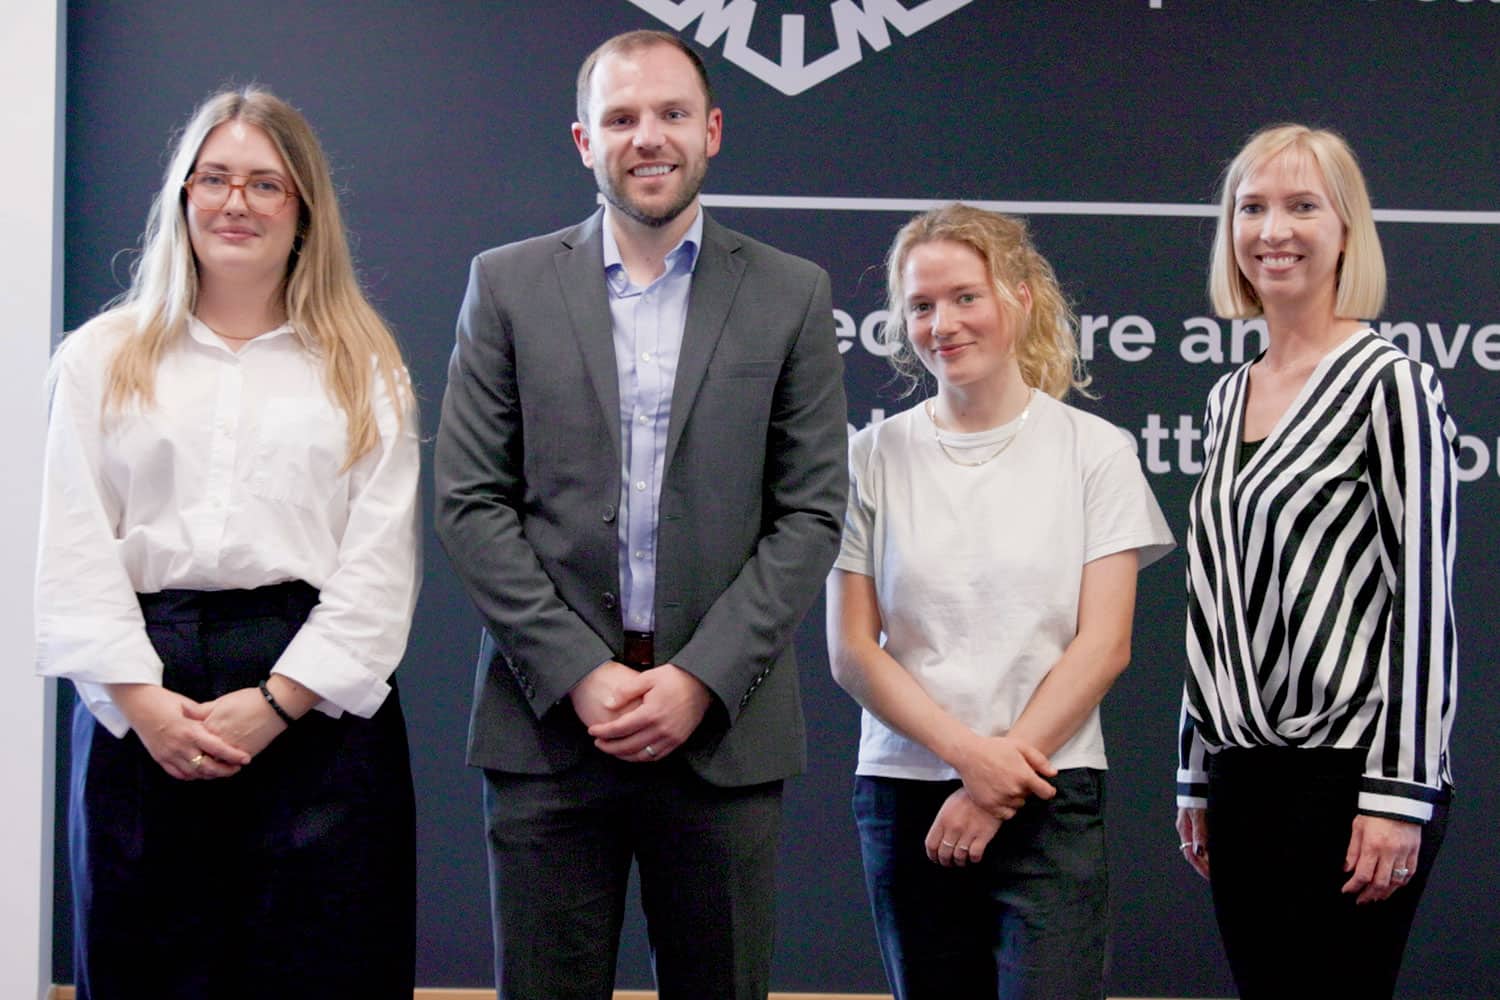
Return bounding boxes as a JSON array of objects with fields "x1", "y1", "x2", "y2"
[{"x1": 622, "y1": 630, "x2": 655, "y2": 670}]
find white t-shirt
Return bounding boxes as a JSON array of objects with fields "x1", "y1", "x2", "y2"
[{"x1": 834, "y1": 392, "x2": 1174, "y2": 779}]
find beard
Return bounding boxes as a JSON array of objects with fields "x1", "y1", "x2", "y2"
[{"x1": 595, "y1": 154, "x2": 708, "y2": 229}]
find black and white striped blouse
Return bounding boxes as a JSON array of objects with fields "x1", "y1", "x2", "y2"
[{"x1": 1176, "y1": 329, "x2": 1458, "y2": 824}]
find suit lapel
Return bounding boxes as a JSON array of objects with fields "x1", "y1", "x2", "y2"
[
  {"x1": 554, "y1": 211, "x2": 621, "y2": 464},
  {"x1": 665, "y1": 214, "x2": 745, "y2": 468}
]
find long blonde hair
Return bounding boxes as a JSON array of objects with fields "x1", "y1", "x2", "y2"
[
  {"x1": 102, "y1": 86, "x2": 409, "y2": 467},
  {"x1": 882, "y1": 203, "x2": 1090, "y2": 400},
  {"x1": 1208, "y1": 123, "x2": 1386, "y2": 320}
]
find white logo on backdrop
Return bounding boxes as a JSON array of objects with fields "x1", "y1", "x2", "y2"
[{"x1": 626, "y1": 0, "x2": 973, "y2": 95}]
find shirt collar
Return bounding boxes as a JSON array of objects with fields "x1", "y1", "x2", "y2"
[
  {"x1": 187, "y1": 314, "x2": 296, "y2": 351},
  {"x1": 602, "y1": 209, "x2": 703, "y2": 292}
]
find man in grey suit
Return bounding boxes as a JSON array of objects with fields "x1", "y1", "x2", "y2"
[{"x1": 434, "y1": 29, "x2": 847, "y2": 1000}]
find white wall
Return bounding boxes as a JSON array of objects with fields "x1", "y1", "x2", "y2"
[{"x1": 0, "y1": 0, "x2": 63, "y2": 995}]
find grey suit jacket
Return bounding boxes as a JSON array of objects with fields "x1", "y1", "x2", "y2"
[{"x1": 434, "y1": 209, "x2": 848, "y2": 787}]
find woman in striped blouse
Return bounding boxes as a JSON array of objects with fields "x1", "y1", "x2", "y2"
[{"x1": 1174, "y1": 124, "x2": 1458, "y2": 998}]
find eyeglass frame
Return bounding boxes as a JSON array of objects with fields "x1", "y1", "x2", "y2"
[{"x1": 181, "y1": 171, "x2": 299, "y2": 216}]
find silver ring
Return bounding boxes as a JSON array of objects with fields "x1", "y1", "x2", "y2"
[
  {"x1": 644, "y1": 744, "x2": 657, "y2": 758},
  {"x1": 1393, "y1": 866, "x2": 1411, "y2": 881},
  {"x1": 189, "y1": 753, "x2": 206, "y2": 769},
  {"x1": 1178, "y1": 841, "x2": 1193, "y2": 851},
  {"x1": 954, "y1": 844, "x2": 969, "y2": 853},
  {"x1": 940, "y1": 840, "x2": 956, "y2": 848}
]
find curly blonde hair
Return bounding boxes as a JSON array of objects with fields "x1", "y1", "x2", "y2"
[
  {"x1": 98, "y1": 86, "x2": 409, "y2": 468},
  {"x1": 882, "y1": 203, "x2": 1090, "y2": 400}
]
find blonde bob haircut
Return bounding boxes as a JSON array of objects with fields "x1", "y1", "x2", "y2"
[
  {"x1": 98, "y1": 86, "x2": 410, "y2": 468},
  {"x1": 882, "y1": 203, "x2": 1090, "y2": 400},
  {"x1": 1209, "y1": 123, "x2": 1386, "y2": 320}
]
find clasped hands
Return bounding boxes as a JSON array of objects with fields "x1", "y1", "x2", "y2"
[
  {"x1": 110, "y1": 681, "x2": 299, "y2": 782},
  {"x1": 926, "y1": 733, "x2": 1057, "y2": 868},
  {"x1": 570, "y1": 660, "x2": 712, "y2": 763}
]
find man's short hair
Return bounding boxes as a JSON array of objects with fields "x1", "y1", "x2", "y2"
[{"x1": 575, "y1": 29, "x2": 716, "y2": 127}]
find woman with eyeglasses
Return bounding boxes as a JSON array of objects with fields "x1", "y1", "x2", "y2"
[
  {"x1": 37, "y1": 87, "x2": 419, "y2": 998},
  {"x1": 1175, "y1": 124, "x2": 1458, "y2": 998},
  {"x1": 827, "y1": 204, "x2": 1173, "y2": 999}
]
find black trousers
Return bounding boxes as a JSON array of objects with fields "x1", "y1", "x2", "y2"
[
  {"x1": 1207, "y1": 747, "x2": 1449, "y2": 1000},
  {"x1": 69, "y1": 582, "x2": 416, "y2": 1000},
  {"x1": 484, "y1": 753, "x2": 783, "y2": 1000}
]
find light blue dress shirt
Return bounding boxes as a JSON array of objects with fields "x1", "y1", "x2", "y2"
[{"x1": 602, "y1": 211, "x2": 703, "y2": 634}]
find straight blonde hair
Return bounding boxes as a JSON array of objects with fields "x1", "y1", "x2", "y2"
[
  {"x1": 101, "y1": 86, "x2": 409, "y2": 468},
  {"x1": 882, "y1": 203, "x2": 1090, "y2": 400},
  {"x1": 1208, "y1": 123, "x2": 1386, "y2": 320}
]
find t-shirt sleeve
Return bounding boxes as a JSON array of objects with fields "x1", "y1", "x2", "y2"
[
  {"x1": 1083, "y1": 435, "x2": 1176, "y2": 570},
  {"x1": 833, "y1": 427, "x2": 875, "y2": 577}
]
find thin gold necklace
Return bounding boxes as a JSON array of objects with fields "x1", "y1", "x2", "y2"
[{"x1": 926, "y1": 391, "x2": 1034, "y2": 467}]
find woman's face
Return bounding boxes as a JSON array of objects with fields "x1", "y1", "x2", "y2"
[
  {"x1": 901, "y1": 239, "x2": 1027, "y2": 393},
  {"x1": 185, "y1": 120, "x2": 300, "y2": 288},
  {"x1": 1232, "y1": 149, "x2": 1347, "y2": 310}
]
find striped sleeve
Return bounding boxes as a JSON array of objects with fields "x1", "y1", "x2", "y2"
[
  {"x1": 1178, "y1": 377, "x2": 1230, "y2": 808},
  {"x1": 1176, "y1": 693, "x2": 1211, "y2": 808},
  {"x1": 1358, "y1": 358, "x2": 1458, "y2": 823}
]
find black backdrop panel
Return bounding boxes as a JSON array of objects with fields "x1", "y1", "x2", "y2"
[{"x1": 59, "y1": 2, "x2": 1497, "y2": 995}]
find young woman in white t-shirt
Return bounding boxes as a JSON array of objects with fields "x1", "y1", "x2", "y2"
[{"x1": 827, "y1": 203, "x2": 1172, "y2": 1000}]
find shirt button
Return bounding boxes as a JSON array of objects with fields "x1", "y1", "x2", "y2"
[
  {"x1": 635, "y1": 481, "x2": 646, "y2": 492},
  {"x1": 637, "y1": 414, "x2": 649, "y2": 425},
  {"x1": 633, "y1": 550, "x2": 645, "y2": 560},
  {"x1": 641, "y1": 351, "x2": 652, "y2": 362}
]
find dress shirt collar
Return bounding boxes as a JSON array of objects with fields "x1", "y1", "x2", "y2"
[{"x1": 601, "y1": 209, "x2": 703, "y2": 294}]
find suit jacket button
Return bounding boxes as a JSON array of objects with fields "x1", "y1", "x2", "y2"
[
  {"x1": 602, "y1": 592, "x2": 617, "y2": 610},
  {"x1": 602, "y1": 505, "x2": 616, "y2": 523}
]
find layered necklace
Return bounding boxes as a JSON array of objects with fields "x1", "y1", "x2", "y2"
[{"x1": 926, "y1": 389, "x2": 1035, "y2": 467}]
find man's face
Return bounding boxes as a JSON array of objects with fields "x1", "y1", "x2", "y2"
[{"x1": 572, "y1": 43, "x2": 722, "y2": 230}]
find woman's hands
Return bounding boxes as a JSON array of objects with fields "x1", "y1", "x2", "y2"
[
  {"x1": 198, "y1": 673, "x2": 319, "y2": 761},
  {"x1": 923, "y1": 733, "x2": 1055, "y2": 867},
  {"x1": 110, "y1": 675, "x2": 318, "y2": 779},
  {"x1": 1343, "y1": 815, "x2": 1422, "y2": 904},
  {"x1": 1175, "y1": 806, "x2": 1210, "y2": 880},
  {"x1": 1174, "y1": 806, "x2": 1421, "y2": 903},
  {"x1": 926, "y1": 788, "x2": 1001, "y2": 867},
  {"x1": 198, "y1": 688, "x2": 289, "y2": 759},
  {"x1": 953, "y1": 732, "x2": 1057, "y2": 817},
  {"x1": 108, "y1": 683, "x2": 253, "y2": 780}
]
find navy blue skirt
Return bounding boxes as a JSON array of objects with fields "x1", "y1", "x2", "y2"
[{"x1": 69, "y1": 581, "x2": 415, "y2": 1000}]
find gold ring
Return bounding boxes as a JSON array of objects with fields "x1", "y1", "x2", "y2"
[{"x1": 189, "y1": 753, "x2": 206, "y2": 769}]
